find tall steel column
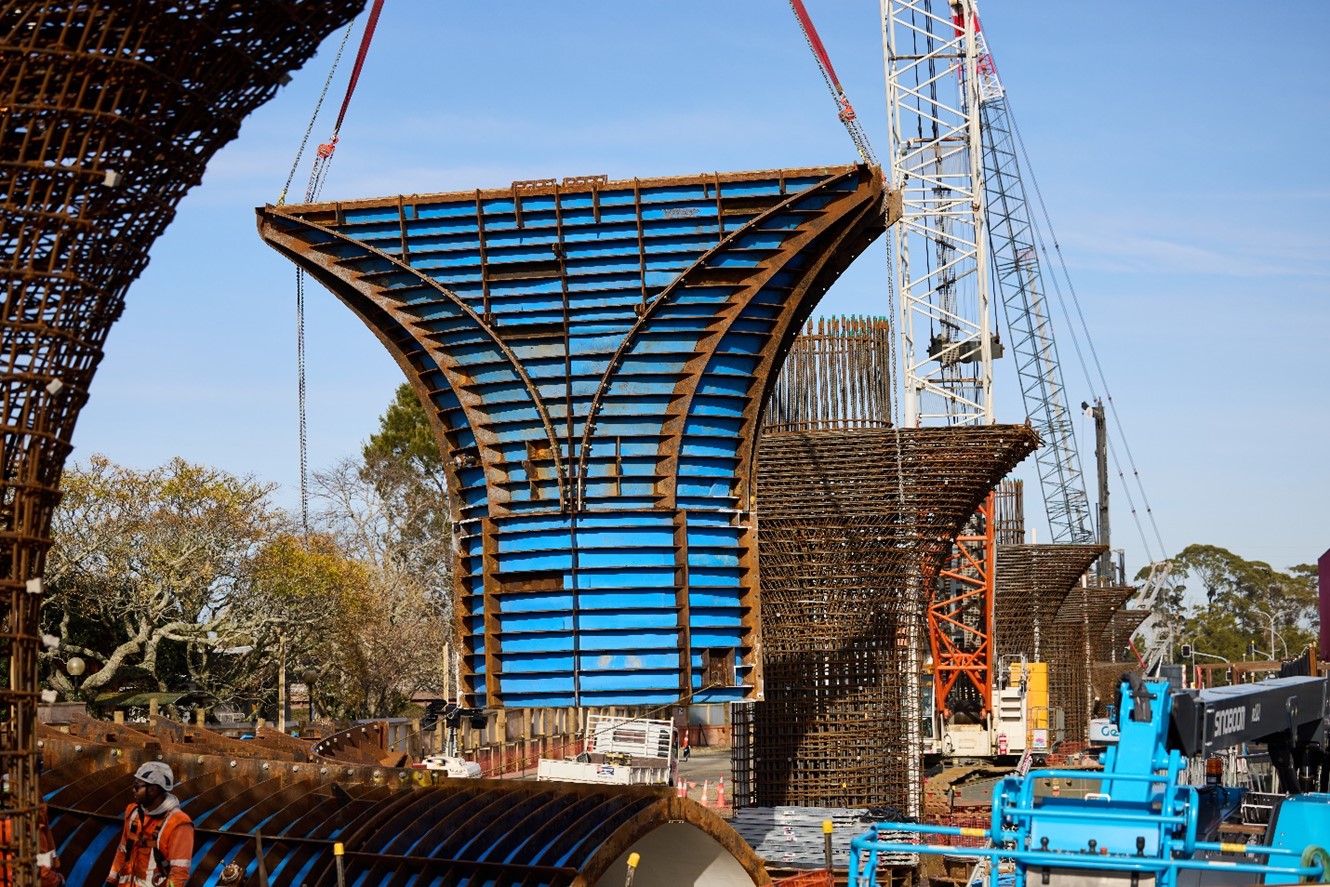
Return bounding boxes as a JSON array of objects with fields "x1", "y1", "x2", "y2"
[
  {"x1": 0, "y1": 3, "x2": 365, "y2": 880},
  {"x1": 884, "y1": 0, "x2": 992, "y2": 427}
]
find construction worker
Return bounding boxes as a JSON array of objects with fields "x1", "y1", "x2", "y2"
[
  {"x1": 104, "y1": 762, "x2": 193, "y2": 887},
  {"x1": 0, "y1": 773, "x2": 64, "y2": 886}
]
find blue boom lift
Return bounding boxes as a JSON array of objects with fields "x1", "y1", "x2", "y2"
[{"x1": 851, "y1": 672, "x2": 1330, "y2": 886}]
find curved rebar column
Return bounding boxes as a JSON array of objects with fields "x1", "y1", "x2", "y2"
[{"x1": 0, "y1": 3, "x2": 365, "y2": 878}]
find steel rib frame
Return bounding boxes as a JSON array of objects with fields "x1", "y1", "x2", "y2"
[{"x1": 38, "y1": 734, "x2": 767, "y2": 887}]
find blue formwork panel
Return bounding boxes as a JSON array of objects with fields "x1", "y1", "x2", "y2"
[{"x1": 259, "y1": 164, "x2": 886, "y2": 708}]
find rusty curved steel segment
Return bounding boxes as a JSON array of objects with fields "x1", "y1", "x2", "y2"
[
  {"x1": 257, "y1": 165, "x2": 894, "y2": 709},
  {"x1": 0, "y1": 2, "x2": 367, "y2": 877},
  {"x1": 39, "y1": 733, "x2": 768, "y2": 886}
]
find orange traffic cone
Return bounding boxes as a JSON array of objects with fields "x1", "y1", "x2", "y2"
[
  {"x1": 700, "y1": 779, "x2": 711, "y2": 807},
  {"x1": 716, "y1": 777, "x2": 726, "y2": 808},
  {"x1": 677, "y1": 778, "x2": 688, "y2": 799}
]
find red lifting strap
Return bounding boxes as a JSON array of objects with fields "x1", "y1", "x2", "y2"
[
  {"x1": 331, "y1": 0, "x2": 386, "y2": 138},
  {"x1": 790, "y1": 0, "x2": 844, "y2": 93}
]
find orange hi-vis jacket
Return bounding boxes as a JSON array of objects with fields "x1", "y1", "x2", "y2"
[
  {"x1": 1, "y1": 805, "x2": 64, "y2": 887},
  {"x1": 107, "y1": 803, "x2": 193, "y2": 887}
]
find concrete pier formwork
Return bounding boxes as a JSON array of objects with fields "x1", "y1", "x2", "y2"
[
  {"x1": 258, "y1": 166, "x2": 896, "y2": 709},
  {"x1": 0, "y1": 3, "x2": 365, "y2": 874}
]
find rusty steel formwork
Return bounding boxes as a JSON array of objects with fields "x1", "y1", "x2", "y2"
[
  {"x1": 258, "y1": 165, "x2": 898, "y2": 710},
  {"x1": 1046, "y1": 584, "x2": 1136, "y2": 741},
  {"x1": 36, "y1": 719, "x2": 767, "y2": 887},
  {"x1": 751, "y1": 424, "x2": 1038, "y2": 811},
  {"x1": 0, "y1": 2, "x2": 365, "y2": 878}
]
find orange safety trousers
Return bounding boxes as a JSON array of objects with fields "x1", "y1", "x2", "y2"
[{"x1": 107, "y1": 804, "x2": 193, "y2": 887}]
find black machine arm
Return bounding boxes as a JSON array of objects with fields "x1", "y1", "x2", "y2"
[{"x1": 1167, "y1": 675, "x2": 1330, "y2": 793}]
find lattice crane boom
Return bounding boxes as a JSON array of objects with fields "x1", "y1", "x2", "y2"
[
  {"x1": 885, "y1": 0, "x2": 993, "y2": 428},
  {"x1": 970, "y1": 6, "x2": 1095, "y2": 544}
]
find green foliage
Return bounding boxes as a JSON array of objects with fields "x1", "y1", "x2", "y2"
[
  {"x1": 363, "y1": 383, "x2": 445, "y2": 488},
  {"x1": 42, "y1": 455, "x2": 286, "y2": 704},
  {"x1": 1163, "y1": 543, "x2": 1319, "y2": 663}
]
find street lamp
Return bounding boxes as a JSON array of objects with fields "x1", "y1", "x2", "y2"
[
  {"x1": 1249, "y1": 605, "x2": 1286, "y2": 659},
  {"x1": 66, "y1": 656, "x2": 85, "y2": 700},
  {"x1": 1180, "y1": 645, "x2": 1229, "y2": 688},
  {"x1": 302, "y1": 667, "x2": 319, "y2": 724}
]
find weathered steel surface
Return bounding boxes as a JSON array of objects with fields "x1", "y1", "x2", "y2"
[
  {"x1": 258, "y1": 165, "x2": 896, "y2": 709},
  {"x1": 751, "y1": 425, "x2": 1038, "y2": 810},
  {"x1": 0, "y1": 3, "x2": 365, "y2": 878},
  {"x1": 38, "y1": 727, "x2": 770, "y2": 886}
]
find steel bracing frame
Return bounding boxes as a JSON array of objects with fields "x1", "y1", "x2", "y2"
[
  {"x1": 883, "y1": 0, "x2": 992, "y2": 427},
  {"x1": 928, "y1": 492, "x2": 995, "y2": 717}
]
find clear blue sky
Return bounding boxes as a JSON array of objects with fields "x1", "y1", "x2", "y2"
[{"x1": 71, "y1": 1, "x2": 1329, "y2": 581}]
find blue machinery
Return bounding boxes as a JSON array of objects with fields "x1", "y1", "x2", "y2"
[
  {"x1": 260, "y1": 165, "x2": 893, "y2": 709},
  {"x1": 851, "y1": 674, "x2": 1330, "y2": 886}
]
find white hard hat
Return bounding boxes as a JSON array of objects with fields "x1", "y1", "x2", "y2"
[{"x1": 134, "y1": 761, "x2": 175, "y2": 791}]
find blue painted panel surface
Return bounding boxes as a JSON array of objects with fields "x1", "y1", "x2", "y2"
[{"x1": 269, "y1": 164, "x2": 879, "y2": 707}]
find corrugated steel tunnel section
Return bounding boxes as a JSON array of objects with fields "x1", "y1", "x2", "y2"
[
  {"x1": 36, "y1": 721, "x2": 769, "y2": 887},
  {"x1": 257, "y1": 165, "x2": 897, "y2": 710},
  {"x1": 743, "y1": 316, "x2": 1039, "y2": 811},
  {"x1": 0, "y1": 2, "x2": 366, "y2": 878}
]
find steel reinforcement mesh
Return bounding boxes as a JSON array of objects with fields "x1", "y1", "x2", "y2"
[
  {"x1": 753, "y1": 425, "x2": 1038, "y2": 810},
  {"x1": 764, "y1": 316, "x2": 892, "y2": 434},
  {"x1": 993, "y1": 478, "x2": 1025, "y2": 545},
  {"x1": 1094, "y1": 607, "x2": 1150, "y2": 662},
  {"x1": 1047, "y1": 585, "x2": 1135, "y2": 740},
  {"x1": 0, "y1": 2, "x2": 364, "y2": 877},
  {"x1": 993, "y1": 544, "x2": 1104, "y2": 665}
]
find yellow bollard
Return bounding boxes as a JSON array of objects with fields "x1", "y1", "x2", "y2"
[
  {"x1": 823, "y1": 820, "x2": 834, "y2": 872},
  {"x1": 624, "y1": 851, "x2": 641, "y2": 886},
  {"x1": 334, "y1": 841, "x2": 346, "y2": 887}
]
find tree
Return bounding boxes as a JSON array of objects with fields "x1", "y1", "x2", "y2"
[
  {"x1": 1165, "y1": 544, "x2": 1318, "y2": 663},
  {"x1": 362, "y1": 383, "x2": 447, "y2": 496},
  {"x1": 41, "y1": 456, "x2": 289, "y2": 703},
  {"x1": 308, "y1": 456, "x2": 452, "y2": 717}
]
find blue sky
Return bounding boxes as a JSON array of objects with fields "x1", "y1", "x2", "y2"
[{"x1": 71, "y1": 1, "x2": 1329, "y2": 581}]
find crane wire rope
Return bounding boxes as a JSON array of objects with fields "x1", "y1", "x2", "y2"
[
  {"x1": 280, "y1": 0, "x2": 386, "y2": 536},
  {"x1": 998, "y1": 95, "x2": 1169, "y2": 565},
  {"x1": 789, "y1": 0, "x2": 878, "y2": 167}
]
